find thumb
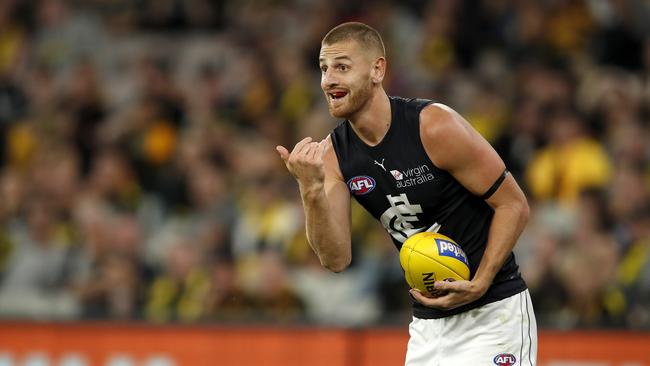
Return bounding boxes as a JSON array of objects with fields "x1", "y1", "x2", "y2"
[
  {"x1": 434, "y1": 279, "x2": 459, "y2": 291},
  {"x1": 317, "y1": 137, "x2": 330, "y2": 159},
  {"x1": 276, "y1": 145, "x2": 290, "y2": 162}
]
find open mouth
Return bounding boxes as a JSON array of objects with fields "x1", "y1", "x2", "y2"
[{"x1": 329, "y1": 91, "x2": 348, "y2": 101}]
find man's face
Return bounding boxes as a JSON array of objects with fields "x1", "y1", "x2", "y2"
[{"x1": 319, "y1": 40, "x2": 376, "y2": 118}]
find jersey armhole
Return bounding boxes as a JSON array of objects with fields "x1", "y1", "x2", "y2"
[
  {"x1": 410, "y1": 99, "x2": 435, "y2": 121},
  {"x1": 327, "y1": 130, "x2": 348, "y2": 183}
]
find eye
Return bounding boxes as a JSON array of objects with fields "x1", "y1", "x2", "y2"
[
  {"x1": 320, "y1": 65, "x2": 327, "y2": 73},
  {"x1": 338, "y1": 64, "x2": 349, "y2": 71}
]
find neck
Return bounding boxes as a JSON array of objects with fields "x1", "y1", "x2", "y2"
[{"x1": 348, "y1": 89, "x2": 391, "y2": 146}]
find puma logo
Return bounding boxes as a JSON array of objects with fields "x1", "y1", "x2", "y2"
[{"x1": 374, "y1": 158, "x2": 386, "y2": 172}]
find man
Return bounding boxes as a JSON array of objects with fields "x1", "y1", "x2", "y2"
[{"x1": 276, "y1": 22, "x2": 537, "y2": 365}]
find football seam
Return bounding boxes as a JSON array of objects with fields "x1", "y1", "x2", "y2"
[
  {"x1": 406, "y1": 247, "x2": 414, "y2": 289},
  {"x1": 409, "y1": 247, "x2": 468, "y2": 280},
  {"x1": 404, "y1": 233, "x2": 428, "y2": 290}
]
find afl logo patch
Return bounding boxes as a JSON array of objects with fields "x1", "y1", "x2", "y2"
[
  {"x1": 347, "y1": 176, "x2": 376, "y2": 195},
  {"x1": 493, "y1": 353, "x2": 516, "y2": 366}
]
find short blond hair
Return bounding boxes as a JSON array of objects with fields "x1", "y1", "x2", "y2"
[{"x1": 322, "y1": 22, "x2": 385, "y2": 58}]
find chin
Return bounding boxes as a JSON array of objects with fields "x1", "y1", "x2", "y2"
[
  {"x1": 327, "y1": 99, "x2": 357, "y2": 119},
  {"x1": 328, "y1": 107, "x2": 350, "y2": 118}
]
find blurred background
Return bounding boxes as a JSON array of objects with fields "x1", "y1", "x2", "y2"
[{"x1": 0, "y1": 0, "x2": 649, "y2": 338}]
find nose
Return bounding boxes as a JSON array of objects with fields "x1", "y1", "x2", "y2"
[{"x1": 321, "y1": 69, "x2": 338, "y2": 90}]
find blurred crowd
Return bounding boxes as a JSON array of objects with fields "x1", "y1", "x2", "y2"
[{"x1": 0, "y1": 0, "x2": 649, "y2": 329}]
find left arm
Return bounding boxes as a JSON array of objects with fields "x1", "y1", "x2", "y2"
[{"x1": 410, "y1": 103, "x2": 530, "y2": 310}]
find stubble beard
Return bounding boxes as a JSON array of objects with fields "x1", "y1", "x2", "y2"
[{"x1": 328, "y1": 78, "x2": 374, "y2": 119}]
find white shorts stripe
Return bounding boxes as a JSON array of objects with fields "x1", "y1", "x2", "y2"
[{"x1": 520, "y1": 291, "x2": 525, "y2": 365}]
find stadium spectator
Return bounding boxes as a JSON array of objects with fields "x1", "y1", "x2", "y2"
[{"x1": 0, "y1": 0, "x2": 647, "y2": 330}]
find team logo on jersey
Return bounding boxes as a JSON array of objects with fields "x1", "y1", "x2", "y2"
[
  {"x1": 390, "y1": 170, "x2": 403, "y2": 180},
  {"x1": 493, "y1": 353, "x2": 517, "y2": 366},
  {"x1": 347, "y1": 176, "x2": 376, "y2": 195},
  {"x1": 379, "y1": 194, "x2": 425, "y2": 242},
  {"x1": 435, "y1": 239, "x2": 469, "y2": 266}
]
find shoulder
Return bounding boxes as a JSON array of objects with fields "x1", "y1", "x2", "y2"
[
  {"x1": 420, "y1": 103, "x2": 473, "y2": 144},
  {"x1": 418, "y1": 103, "x2": 481, "y2": 170}
]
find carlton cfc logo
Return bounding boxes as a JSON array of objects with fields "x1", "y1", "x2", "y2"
[
  {"x1": 347, "y1": 176, "x2": 376, "y2": 195},
  {"x1": 493, "y1": 353, "x2": 517, "y2": 366}
]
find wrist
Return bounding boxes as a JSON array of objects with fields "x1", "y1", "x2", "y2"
[
  {"x1": 471, "y1": 275, "x2": 492, "y2": 295},
  {"x1": 299, "y1": 181, "x2": 325, "y2": 199}
]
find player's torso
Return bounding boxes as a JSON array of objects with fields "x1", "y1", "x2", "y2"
[
  {"x1": 344, "y1": 139, "x2": 459, "y2": 245},
  {"x1": 330, "y1": 96, "x2": 527, "y2": 318},
  {"x1": 331, "y1": 97, "x2": 492, "y2": 256}
]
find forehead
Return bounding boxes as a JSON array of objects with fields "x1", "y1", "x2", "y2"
[{"x1": 319, "y1": 40, "x2": 362, "y2": 62}]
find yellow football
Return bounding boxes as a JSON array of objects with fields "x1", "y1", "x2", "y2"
[{"x1": 399, "y1": 232, "x2": 470, "y2": 297}]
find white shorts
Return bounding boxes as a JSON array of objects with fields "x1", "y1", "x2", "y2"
[{"x1": 405, "y1": 290, "x2": 537, "y2": 366}]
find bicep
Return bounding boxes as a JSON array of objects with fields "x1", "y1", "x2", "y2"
[
  {"x1": 421, "y1": 104, "x2": 514, "y2": 201},
  {"x1": 483, "y1": 173, "x2": 528, "y2": 212}
]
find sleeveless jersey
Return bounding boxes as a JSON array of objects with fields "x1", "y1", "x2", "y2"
[{"x1": 330, "y1": 96, "x2": 527, "y2": 319}]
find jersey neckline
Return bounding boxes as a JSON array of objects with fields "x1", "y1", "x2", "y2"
[{"x1": 346, "y1": 96, "x2": 397, "y2": 151}]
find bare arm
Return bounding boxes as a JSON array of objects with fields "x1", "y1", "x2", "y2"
[
  {"x1": 410, "y1": 103, "x2": 530, "y2": 309},
  {"x1": 277, "y1": 136, "x2": 352, "y2": 272}
]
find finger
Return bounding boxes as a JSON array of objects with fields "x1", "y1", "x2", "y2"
[
  {"x1": 410, "y1": 289, "x2": 451, "y2": 309},
  {"x1": 409, "y1": 289, "x2": 435, "y2": 303},
  {"x1": 409, "y1": 289, "x2": 424, "y2": 300},
  {"x1": 276, "y1": 145, "x2": 290, "y2": 162},
  {"x1": 434, "y1": 280, "x2": 462, "y2": 292},
  {"x1": 292, "y1": 137, "x2": 313, "y2": 155},
  {"x1": 317, "y1": 136, "x2": 330, "y2": 160}
]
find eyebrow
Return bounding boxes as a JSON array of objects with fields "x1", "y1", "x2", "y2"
[{"x1": 319, "y1": 55, "x2": 353, "y2": 63}]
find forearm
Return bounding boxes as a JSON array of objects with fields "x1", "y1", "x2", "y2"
[
  {"x1": 473, "y1": 200, "x2": 530, "y2": 287},
  {"x1": 300, "y1": 183, "x2": 351, "y2": 272}
]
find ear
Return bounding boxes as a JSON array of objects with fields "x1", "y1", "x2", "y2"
[{"x1": 371, "y1": 57, "x2": 386, "y2": 84}]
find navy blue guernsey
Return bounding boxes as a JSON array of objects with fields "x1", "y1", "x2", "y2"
[{"x1": 330, "y1": 96, "x2": 527, "y2": 319}]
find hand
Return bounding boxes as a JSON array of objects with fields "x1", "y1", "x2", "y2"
[
  {"x1": 276, "y1": 137, "x2": 329, "y2": 188},
  {"x1": 409, "y1": 279, "x2": 489, "y2": 310}
]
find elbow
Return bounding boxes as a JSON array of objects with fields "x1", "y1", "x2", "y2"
[{"x1": 321, "y1": 256, "x2": 351, "y2": 273}]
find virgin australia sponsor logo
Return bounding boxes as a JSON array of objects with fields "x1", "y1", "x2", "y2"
[
  {"x1": 392, "y1": 164, "x2": 434, "y2": 188},
  {"x1": 390, "y1": 170, "x2": 403, "y2": 180}
]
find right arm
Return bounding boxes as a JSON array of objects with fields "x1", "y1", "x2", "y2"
[{"x1": 276, "y1": 136, "x2": 352, "y2": 272}]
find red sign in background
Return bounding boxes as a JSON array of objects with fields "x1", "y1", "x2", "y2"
[{"x1": 0, "y1": 322, "x2": 648, "y2": 365}]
